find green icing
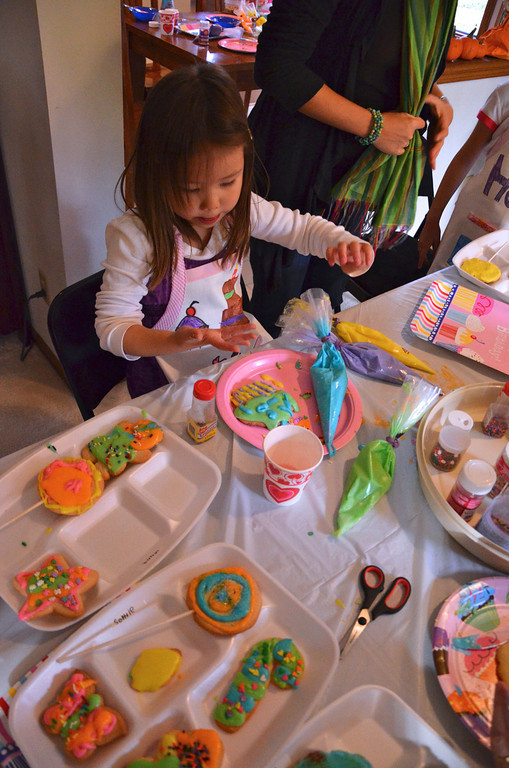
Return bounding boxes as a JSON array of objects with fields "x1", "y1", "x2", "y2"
[
  {"x1": 293, "y1": 750, "x2": 373, "y2": 768},
  {"x1": 87, "y1": 426, "x2": 136, "y2": 473},
  {"x1": 234, "y1": 390, "x2": 299, "y2": 430},
  {"x1": 126, "y1": 758, "x2": 179, "y2": 768},
  {"x1": 27, "y1": 560, "x2": 69, "y2": 594}
]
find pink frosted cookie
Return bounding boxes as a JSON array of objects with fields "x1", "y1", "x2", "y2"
[{"x1": 13, "y1": 553, "x2": 99, "y2": 621}]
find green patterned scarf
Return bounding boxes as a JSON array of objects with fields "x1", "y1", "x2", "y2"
[{"x1": 329, "y1": 0, "x2": 457, "y2": 249}]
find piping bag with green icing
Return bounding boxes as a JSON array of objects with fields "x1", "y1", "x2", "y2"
[
  {"x1": 276, "y1": 288, "x2": 347, "y2": 457},
  {"x1": 334, "y1": 373, "x2": 440, "y2": 535}
]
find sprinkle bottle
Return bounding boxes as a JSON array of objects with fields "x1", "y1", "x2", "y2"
[
  {"x1": 429, "y1": 425, "x2": 471, "y2": 472},
  {"x1": 476, "y1": 495, "x2": 509, "y2": 550},
  {"x1": 197, "y1": 19, "x2": 210, "y2": 45},
  {"x1": 482, "y1": 381, "x2": 509, "y2": 437},
  {"x1": 488, "y1": 443, "x2": 509, "y2": 498},
  {"x1": 187, "y1": 379, "x2": 217, "y2": 443},
  {"x1": 442, "y1": 409, "x2": 474, "y2": 433},
  {"x1": 447, "y1": 459, "x2": 496, "y2": 521}
]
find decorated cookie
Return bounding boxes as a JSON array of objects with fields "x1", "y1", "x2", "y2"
[
  {"x1": 82, "y1": 419, "x2": 163, "y2": 479},
  {"x1": 13, "y1": 554, "x2": 99, "y2": 622},
  {"x1": 461, "y1": 257, "x2": 501, "y2": 284},
  {"x1": 230, "y1": 374, "x2": 283, "y2": 408},
  {"x1": 291, "y1": 751, "x2": 373, "y2": 768},
  {"x1": 125, "y1": 729, "x2": 223, "y2": 767},
  {"x1": 186, "y1": 567, "x2": 262, "y2": 636},
  {"x1": 37, "y1": 457, "x2": 104, "y2": 516},
  {"x1": 42, "y1": 670, "x2": 126, "y2": 760},
  {"x1": 213, "y1": 637, "x2": 304, "y2": 732},
  {"x1": 234, "y1": 390, "x2": 299, "y2": 430},
  {"x1": 129, "y1": 648, "x2": 182, "y2": 692}
]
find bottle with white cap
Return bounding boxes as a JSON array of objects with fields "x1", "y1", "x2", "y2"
[
  {"x1": 447, "y1": 459, "x2": 497, "y2": 521},
  {"x1": 441, "y1": 409, "x2": 474, "y2": 433},
  {"x1": 430, "y1": 425, "x2": 471, "y2": 472}
]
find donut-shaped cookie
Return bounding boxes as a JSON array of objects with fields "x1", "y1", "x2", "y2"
[
  {"x1": 291, "y1": 751, "x2": 373, "y2": 768},
  {"x1": 37, "y1": 457, "x2": 104, "y2": 516},
  {"x1": 213, "y1": 637, "x2": 304, "y2": 732},
  {"x1": 42, "y1": 670, "x2": 126, "y2": 760},
  {"x1": 185, "y1": 567, "x2": 261, "y2": 636},
  {"x1": 125, "y1": 729, "x2": 223, "y2": 767}
]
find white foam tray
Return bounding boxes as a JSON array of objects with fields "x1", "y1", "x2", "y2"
[
  {"x1": 452, "y1": 229, "x2": 509, "y2": 301},
  {"x1": 0, "y1": 404, "x2": 221, "y2": 630},
  {"x1": 9, "y1": 542, "x2": 339, "y2": 768},
  {"x1": 273, "y1": 685, "x2": 469, "y2": 768},
  {"x1": 416, "y1": 383, "x2": 509, "y2": 573}
]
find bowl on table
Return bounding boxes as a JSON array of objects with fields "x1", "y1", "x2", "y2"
[
  {"x1": 126, "y1": 5, "x2": 159, "y2": 22},
  {"x1": 207, "y1": 13, "x2": 241, "y2": 27}
]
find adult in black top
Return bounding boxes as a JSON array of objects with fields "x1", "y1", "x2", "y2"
[{"x1": 248, "y1": 0, "x2": 453, "y2": 336}]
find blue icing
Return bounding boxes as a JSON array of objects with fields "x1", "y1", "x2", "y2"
[
  {"x1": 239, "y1": 405, "x2": 253, "y2": 414},
  {"x1": 196, "y1": 572, "x2": 251, "y2": 623},
  {"x1": 267, "y1": 410, "x2": 278, "y2": 420},
  {"x1": 224, "y1": 683, "x2": 255, "y2": 712}
]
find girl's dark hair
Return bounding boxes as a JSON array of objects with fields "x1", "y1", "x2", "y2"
[{"x1": 119, "y1": 62, "x2": 254, "y2": 288}]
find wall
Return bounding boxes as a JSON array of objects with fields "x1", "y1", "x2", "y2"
[{"x1": 0, "y1": 0, "x2": 124, "y2": 350}]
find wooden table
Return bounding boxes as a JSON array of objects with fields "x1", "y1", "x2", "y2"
[{"x1": 123, "y1": 9, "x2": 256, "y2": 166}]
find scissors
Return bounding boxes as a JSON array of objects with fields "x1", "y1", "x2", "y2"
[{"x1": 339, "y1": 565, "x2": 411, "y2": 657}]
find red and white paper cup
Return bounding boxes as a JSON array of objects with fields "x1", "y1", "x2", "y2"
[
  {"x1": 262, "y1": 425, "x2": 323, "y2": 506},
  {"x1": 159, "y1": 8, "x2": 179, "y2": 35}
]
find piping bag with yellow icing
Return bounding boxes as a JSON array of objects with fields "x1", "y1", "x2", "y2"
[{"x1": 334, "y1": 374, "x2": 440, "y2": 535}]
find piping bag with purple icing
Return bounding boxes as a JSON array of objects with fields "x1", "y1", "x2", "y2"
[{"x1": 334, "y1": 373, "x2": 440, "y2": 535}]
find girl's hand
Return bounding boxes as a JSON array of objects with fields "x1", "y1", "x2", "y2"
[
  {"x1": 172, "y1": 323, "x2": 258, "y2": 353},
  {"x1": 326, "y1": 241, "x2": 374, "y2": 277},
  {"x1": 417, "y1": 216, "x2": 441, "y2": 268},
  {"x1": 374, "y1": 112, "x2": 426, "y2": 155}
]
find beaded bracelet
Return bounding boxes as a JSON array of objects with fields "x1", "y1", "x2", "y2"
[{"x1": 357, "y1": 108, "x2": 383, "y2": 146}]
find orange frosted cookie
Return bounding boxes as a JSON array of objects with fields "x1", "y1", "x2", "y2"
[
  {"x1": 38, "y1": 457, "x2": 104, "y2": 516},
  {"x1": 14, "y1": 554, "x2": 99, "y2": 622},
  {"x1": 124, "y1": 728, "x2": 223, "y2": 767},
  {"x1": 41, "y1": 670, "x2": 126, "y2": 760},
  {"x1": 186, "y1": 567, "x2": 261, "y2": 636}
]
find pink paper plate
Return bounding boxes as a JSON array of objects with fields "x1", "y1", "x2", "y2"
[
  {"x1": 218, "y1": 38, "x2": 257, "y2": 53},
  {"x1": 216, "y1": 349, "x2": 362, "y2": 453},
  {"x1": 433, "y1": 576, "x2": 509, "y2": 749}
]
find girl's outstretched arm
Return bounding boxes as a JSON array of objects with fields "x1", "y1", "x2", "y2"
[
  {"x1": 122, "y1": 322, "x2": 257, "y2": 357},
  {"x1": 325, "y1": 241, "x2": 374, "y2": 277}
]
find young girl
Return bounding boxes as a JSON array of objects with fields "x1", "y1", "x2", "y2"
[{"x1": 96, "y1": 63, "x2": 374, "y2": 398}]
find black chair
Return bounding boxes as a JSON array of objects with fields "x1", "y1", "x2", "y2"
[{"x1": 47, "y1": 270, "x2": 126, "y2": 421}]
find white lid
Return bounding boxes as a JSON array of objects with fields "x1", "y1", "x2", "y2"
[
  {"x1": 148, "y1": 19, "x2": 159, "y2": 27},
  {"x1": 438, "y1": 425, "x2": 471, "y2": 453},
  {"x1": 458, "y1": 459, "x2": 497, "y2": 495},
  {"x1": 444, "y1": 409, "x2": 474, "y2": 432}
]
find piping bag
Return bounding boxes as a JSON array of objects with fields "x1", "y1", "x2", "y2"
[
  {"x1": 334, "y1": 373, "x2": 440, "y2": 535},
  {"x1": 277, "y1": 289, "x2": 417, "y2": 456}
]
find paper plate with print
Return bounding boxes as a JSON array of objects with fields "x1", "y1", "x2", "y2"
[
  {"x1": 433, "y1": 576, "x2": 509, "y2": 748},
  {"x1": 216, "y1": 348, "x2": 362, "y2": 453},
  {"x1": 218, "y1": 37, "x2": 257, "y2": 53}
]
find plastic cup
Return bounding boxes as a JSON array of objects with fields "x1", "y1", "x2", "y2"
[
  {"x1": 262, "y1": 425, "x2": 323, "y2": 506},
  {"x1": 477, "y1": 495, "x2": 509, "y2": 550},
  {"x1": 159, "y1": 8, "x2": 179, "y2": 35}
]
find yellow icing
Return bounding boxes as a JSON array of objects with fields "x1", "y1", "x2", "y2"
[
  {"x1": 461, "y1": 257, "x2": 501, "y2": 283},
  {"x1": 129, "y1": 648, "x2": 182, "y2": 692}
]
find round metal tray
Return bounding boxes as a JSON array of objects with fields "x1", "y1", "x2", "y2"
[{"x1": 416, "y1": 383, "x2": 509, "y2": 573}]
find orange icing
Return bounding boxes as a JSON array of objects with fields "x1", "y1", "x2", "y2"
[
  {"x1": 120, "y1": 419, "x2": 163, "y2": 451},
  {"x1": 40, "y1": 464, "x2": 93, "y2": 507},
  {"x1": 65, "y1": 708, "x2": 116, "y2": 758}
]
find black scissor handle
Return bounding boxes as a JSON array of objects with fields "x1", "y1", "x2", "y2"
[
  {"x1": 359, "y1": 565, "x2": 385, "y2": 610},
  {"x1": 371, "y1": 576, "x2": 411, "y2": 620}
]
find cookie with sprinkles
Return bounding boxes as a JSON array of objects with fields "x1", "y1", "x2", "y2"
[
  {"x1": 81, "y1": 419, "x2": 162, "y2": 479},
  {"x1": 13, "y1": 553, "x2": 99, "y2": 621},
  {"x1": 213, "y1": 637, "x2": 304, "y2": 732},
  {"x1": 124, "y1": 728, "x2": 223, "y2": 768}
]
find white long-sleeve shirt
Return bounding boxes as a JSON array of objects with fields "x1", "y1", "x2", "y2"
[{"x1": 96, "y1": 193, "x2": 363, "y2": 362}]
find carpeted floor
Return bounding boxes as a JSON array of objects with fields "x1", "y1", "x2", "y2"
[{"x1": 0, "y1": 333, "x2": 128, "y2": 459}]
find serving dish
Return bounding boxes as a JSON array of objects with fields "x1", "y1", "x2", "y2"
[
  {"x1": 0, "y1": 404, "x2": 221, "y2": 630},
  {"x1": 452, "y1": 230, "x2": 509, "y2": 302},
  {"x1": 416, "y1": 383, "x2": 509, "y2": 573},
  {"x1": 9, "y1": 542, "x2": 339, "y2": 768}
]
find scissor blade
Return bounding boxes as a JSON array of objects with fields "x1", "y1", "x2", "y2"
[{"x1": 339, "y1": 609, "x2": 371, "y2": 657}]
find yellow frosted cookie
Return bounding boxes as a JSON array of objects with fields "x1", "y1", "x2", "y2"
[
  {"x1": 129, "y1": 648, "x2": 182, "y2": 692},
  {"x1": 461, "y1": 257, "x2": 501, "y2": 283}
]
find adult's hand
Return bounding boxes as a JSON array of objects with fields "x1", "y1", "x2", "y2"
[
  {"x1": 424, "y1": 93, "x2": 454, "y2": 169},
  {"x1": 417, "y1": 215, "x2": 441, "y2": 268},
  {"x1": 374, "y1": 112, "x2": 426, "y2": 155}
]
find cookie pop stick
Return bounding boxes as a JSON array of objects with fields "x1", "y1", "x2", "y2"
[{"x1": 56, "y1": 608, "x2": 194, "y2": 663}]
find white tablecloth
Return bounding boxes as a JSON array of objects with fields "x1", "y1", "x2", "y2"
[{"x1": 1, "y1": 268, "x2": 506, "y2": 767}]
